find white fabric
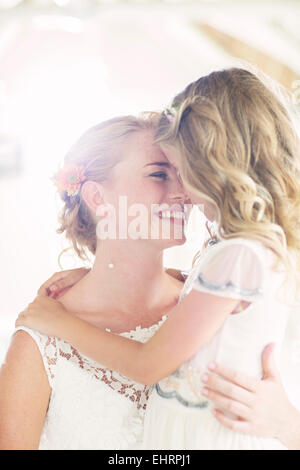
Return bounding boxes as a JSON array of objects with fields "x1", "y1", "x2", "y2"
[
  {"x1": 144, "y1": 238, "x2": 292, "y2": 450},
  {"x1": 180, "y1": 237, "x2": 267, "y2": 302},
  {"x1": 15, "y1": 316, "x2": 166, "y2": 450}
]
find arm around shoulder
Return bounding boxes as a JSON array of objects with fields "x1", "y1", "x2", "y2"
[{"x1": 0, "y1": 330, "x2": 51, "y2": 449}]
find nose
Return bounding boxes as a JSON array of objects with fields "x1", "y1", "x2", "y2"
[
  {"x1": 167, "y1": 169, "x2": 188, "y2": 199},
  {"x1": 168, "y1": 191, "x2": 189, "y2": 204},
  {"x1": 168, "y1": 184, "x2": 190, "y2": 205}
]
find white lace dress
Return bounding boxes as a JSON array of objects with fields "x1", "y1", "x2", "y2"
[
  {"x1": 15, "y1": 316, "x2": 166, "y2": 450},
  {"x1": 143, "y1": 238, "x2": 292, "y2": 450}
]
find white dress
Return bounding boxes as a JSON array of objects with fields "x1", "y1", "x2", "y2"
[
  {"x1": 143, "y1": 237, "x2": 293, "y2": 450},
  {"x1": 15, "y1": 316, "x2": 166, "y2": 450}
]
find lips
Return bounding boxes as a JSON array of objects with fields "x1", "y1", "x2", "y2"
[
  {"x1": 155, "y1": 204, "x2": 187, "y2": 226},
  {"x1": 158, "y1": 210, "x2": 185, "y2": 220}
]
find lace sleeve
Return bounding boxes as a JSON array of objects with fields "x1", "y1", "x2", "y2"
[{"x1": 14, "y1": 326, "x2": 58, "y2": 388}]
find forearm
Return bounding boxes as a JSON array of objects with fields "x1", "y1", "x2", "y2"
[
  {"x1": 18, "y1": 290, "x2": 237, "y2": 386},
  {"x1": 45, "y1": 291, "x2": 237, "y2": 385},
  {"x1": 58, "y1": 313, "x2": 149, "y2": 383}
]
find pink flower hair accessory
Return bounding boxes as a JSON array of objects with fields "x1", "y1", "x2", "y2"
[{"x1": 54, "y1": 163, "x2": 86, "y2": 196}]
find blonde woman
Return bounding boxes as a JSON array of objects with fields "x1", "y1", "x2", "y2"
[
  {"x1": 0, "y1": 115, "x2": 191, "y2": 449},
  {"x1": 17, "y1": 68, "x2": 300, "y2": 449}
]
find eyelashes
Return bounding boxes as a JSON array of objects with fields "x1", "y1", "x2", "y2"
[
  {"x1": 149, "y1": 172, "x2": 169, "y2": 181},
  {"x1": 149, "y1": 170, "x2": 183, "y2": 184}
]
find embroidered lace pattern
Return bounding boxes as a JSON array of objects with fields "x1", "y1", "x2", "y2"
[
  {"x1": 16, "y1": 315, "x2": 167, "y2": 411},
  {"x1": 56, "y1": 320, "x2": 169, "y2": 411},
  {"x1": 15, "y1": 316, "x2": 168, "y2": 449}
]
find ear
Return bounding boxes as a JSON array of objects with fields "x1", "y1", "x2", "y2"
[{"x1": 81, "y1": 181, "x2": 104, "y2": 214}]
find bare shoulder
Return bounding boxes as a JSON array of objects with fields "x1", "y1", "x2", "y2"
[
  {"x1": 0, "y1": 330, "x2": 51, "y2": 449},
  {"x1": 10, "y1": 328, "x2": 38, "y2": 350},
  {"x1": 1, "y1": 329, "x2": 51, "y2": 392},
  {"x1": 6, "y1": 329, "x2": 45, "y2": 366}
]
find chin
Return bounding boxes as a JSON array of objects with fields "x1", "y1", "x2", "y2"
[{"x1": 161, "y1": 235, "x2": 187, "y2": 249}]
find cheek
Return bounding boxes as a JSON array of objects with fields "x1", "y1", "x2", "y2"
[
  {"x1": 129, "y1": 180, "x2": 155, "y2": 202},
  {"x1": 183, "y1": 189, "x2": 202, "y2": 205},
  {"x1": 135, "y1": 179, "x2": 166, "y2": 204},
  {"x1": 115, "y1": 180, "x2": 166, "y2": 210}
]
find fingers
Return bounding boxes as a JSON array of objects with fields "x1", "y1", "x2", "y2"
[
  {"x1": 46, "y1": 279, "x2": 70, "y2": 296},
  {"x1": 261, "y1": 343, "x2": 280, "y2": 380},
  {"x1": 212, "y1": 409, "x2": 250, "y2": 434},
  {"x1": 207, "y1": 362, "x2": 259, "y2": 393},
  {"x1": 201, "y1": 372, "x2": 253, "y2": 407},
  {"x1": 16, "y1": 296, "x2": 50, "y2": 321},
  {"x1": 15, "y1": 295, "x2": 56, "y2": 328},
  {"x1": 37, "y1": 270, "x2": 73, "y2": 296},
  {"x1": 33, "y1": 294, "x2": 57, "y2": 307},
  {"x1": 202, "y1": 387, "x2": 252, "y2": 420},
  {"x1": 37, "y1": 267, "x2": 89, "y2": 297},
  {"x1": 15, "y1": 310, "x2": 28, "y2": 328}
]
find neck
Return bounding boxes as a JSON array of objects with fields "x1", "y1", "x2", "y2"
[
  {"x1": 60, "y1": 240, "x2": 178, "y2": 319},
  {"x1": 90, "y1": 240, "x2": 166, "y2": 309}
]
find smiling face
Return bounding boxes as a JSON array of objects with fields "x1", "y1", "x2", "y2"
[{"x1": 98, "y1": 128, "x2": 192, "y2": 248}]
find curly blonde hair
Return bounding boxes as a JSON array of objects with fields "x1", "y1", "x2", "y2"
[
  {"x1": 57, "y1": 115, "x2": 157, "y2": 261},
  {"x1": 156, "y1": 68, "x2": 300, "y2": 298}
]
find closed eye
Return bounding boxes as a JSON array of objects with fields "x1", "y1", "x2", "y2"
[{"x1": 149, "y1": 172, "x2": 169, "y2": 180}]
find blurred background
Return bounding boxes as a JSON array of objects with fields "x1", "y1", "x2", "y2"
[{"x1": 0, "y1": 0, "x2": 300, "y2": 398}]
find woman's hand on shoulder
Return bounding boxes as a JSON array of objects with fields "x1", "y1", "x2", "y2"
[
  {"x1": 38, "y1": 267, "x2": 90, "y2": 298},
  {"x1": 15, "y1": 295, "x2": 69, "y2": 337},
  {"x1": 201, "y1": 344, "x2": 300, "y2": 448}
]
